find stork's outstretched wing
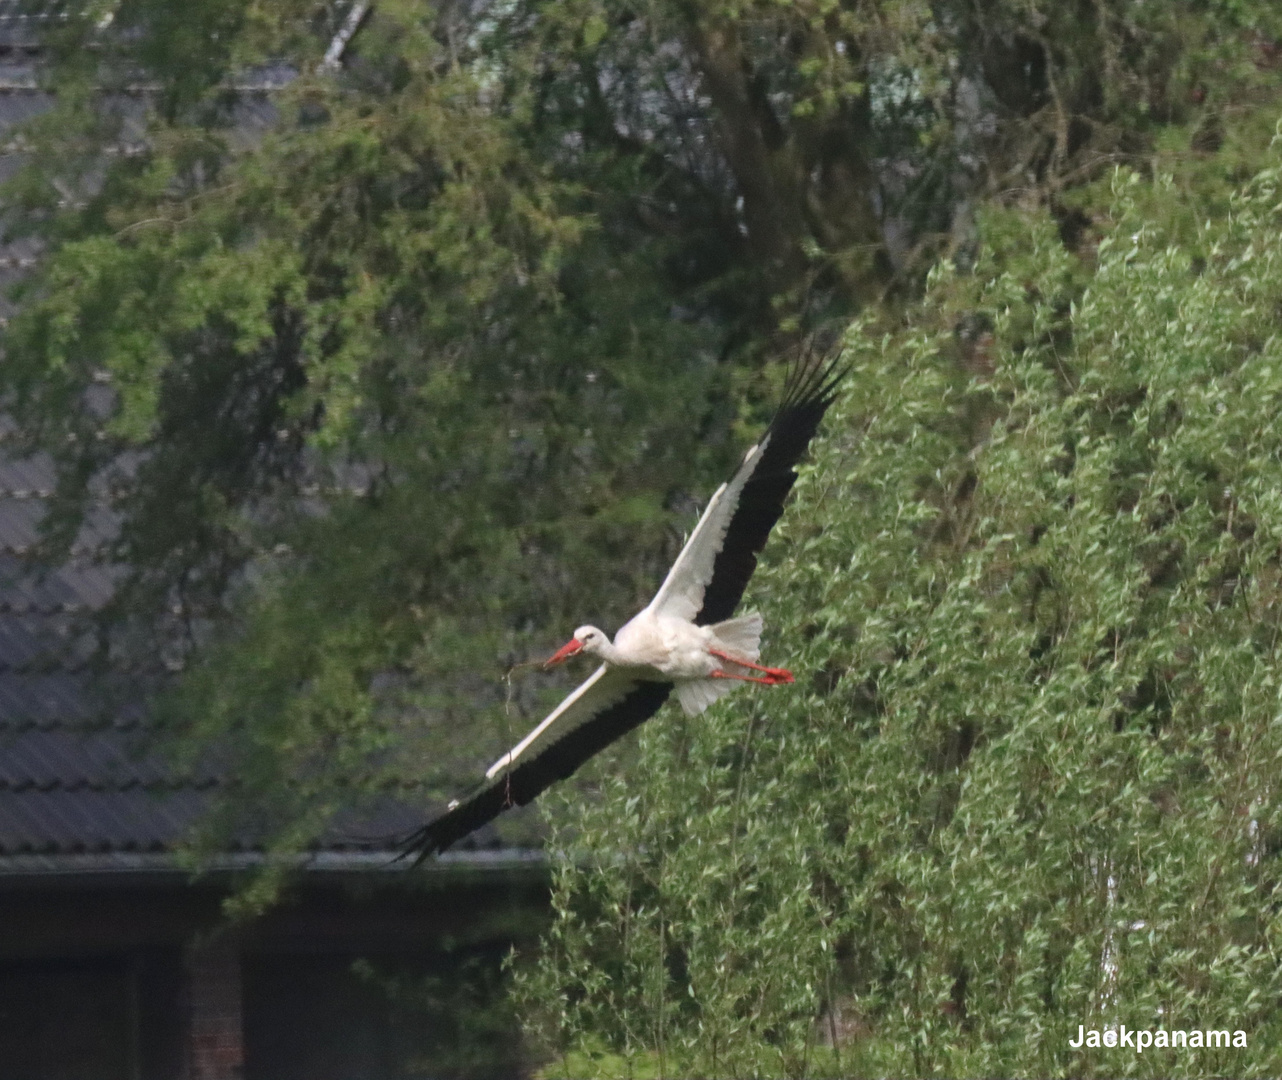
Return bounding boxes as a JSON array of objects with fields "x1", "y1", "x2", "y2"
[
  {"x1": 400, "y1": 669, "x2": 670, "y2": 863},
  {"x1": 402, "y1": 351, "x2": 846, "y2": 861},
  {"x1": 647, "y1": 353, "x2": 847, "y2": 626}
]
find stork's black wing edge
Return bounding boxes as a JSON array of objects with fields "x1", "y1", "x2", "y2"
[
  {"x1": 400, "y1": 681, "x2": 672, "y2": 863},
  {"x1": 695, "y1": 351, "x2": 848, "y2": 626}
]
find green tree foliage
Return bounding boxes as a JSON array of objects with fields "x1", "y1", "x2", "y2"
[
  {"x1": 2, "y1": 0, "x2": 1281, "y2": 963},
  {"x1": 493, "y1": 0, "x2": 1282, "y2": 318},
  {"x1": 3, "y1": 0, "x2": 745, "y2": 844},
  {"x1": 518, "y1": 146, "x2": 1282, "y2": 1076},
  {"x1": 3, "y1": 0, "x2": 1276, "y2": 858},
  {"x1": 1, "y1": 0, "x2": 1281, "y2": 1070}
]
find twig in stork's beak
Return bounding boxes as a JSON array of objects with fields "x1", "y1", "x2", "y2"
[{"x1": 544, "y1": 639, "x2": 583, "y2": 668}]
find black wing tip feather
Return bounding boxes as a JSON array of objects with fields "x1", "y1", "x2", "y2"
[
  {"x1": 694, "y1": 345, "x2": 848, "y2": 626},
  {"x1": 777, "y1": 342, "x2": 850, "y2": 419},
  {"x1": 395, "y1": 802, "x2": 480, "y2": 865},
  {"x1": 399, "y1": 681, "x2": 673, "y2": 864}
]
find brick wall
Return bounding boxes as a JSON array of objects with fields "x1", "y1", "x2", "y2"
[{"x1": 185, "y1": 938, "x2": 244, "y2": 1080}]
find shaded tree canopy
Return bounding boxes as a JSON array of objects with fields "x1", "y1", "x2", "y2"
[{"x1": 2, "y1": 0, "x2": 1281, "y2": 925}]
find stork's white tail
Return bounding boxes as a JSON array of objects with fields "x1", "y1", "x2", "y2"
[
  {"x1": 709, "y1": 612, "x2": 762, "y2": 661},
  {"x1": 675, "y1": 677, "x2": 736, "y2": 715},
  {"x1": 674, "y1": 613, "x2": 764, "y2": 716}
]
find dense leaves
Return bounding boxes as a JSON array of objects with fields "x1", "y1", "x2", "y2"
[{"x1": 520, "y1": 153, "x2": 1282, "y2": 1076}]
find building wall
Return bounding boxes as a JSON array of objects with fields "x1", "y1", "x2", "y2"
[
  {"x1": 0, "y1": 872, "x2": 547, "y2": 1080},
  {"x1": 0, "y1": 950, "x2": 185, "y2": 1080}
]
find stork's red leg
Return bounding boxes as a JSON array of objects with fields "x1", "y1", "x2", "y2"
[
  {"x1": 710, "y1": 669, "x2": 792, "y2": 686},
  {"x1": 708, "y1": 648, "x2": 795, "y2": 684}
]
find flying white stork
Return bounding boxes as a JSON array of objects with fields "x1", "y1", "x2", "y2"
[{"x1": 402, "y1": 354, "x2": 847, "y2": 861}]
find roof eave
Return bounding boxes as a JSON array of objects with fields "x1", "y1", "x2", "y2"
[{"x1": 0, "y1": 846, "x2": 546, "y2": 888}]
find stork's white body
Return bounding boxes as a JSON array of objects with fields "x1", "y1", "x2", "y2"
[
  {"x1": 481, "y1": 433, "x2": 793, "y2": 780},
  {"x1": 616, "y1": 607, "x2": 772, "y2": 713},
  {"x1": 612, "y1": 610, "x2": 757, "y2": 681},
  {"x1": 484, "y1": 606, "x2": 769, "y2": 779}
]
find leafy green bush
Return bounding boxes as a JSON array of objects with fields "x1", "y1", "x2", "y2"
[{"x1": 519, "y1": 138, "x2": 1282, "y2": 1078}]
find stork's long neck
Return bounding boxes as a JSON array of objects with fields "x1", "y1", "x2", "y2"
[{"x1": 589, "y1": 633, "x2": 626, "y2": 667}]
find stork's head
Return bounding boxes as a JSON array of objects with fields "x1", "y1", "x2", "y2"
[{"x1": 545, "y1": 625, "x2": 607, "y2": 667}]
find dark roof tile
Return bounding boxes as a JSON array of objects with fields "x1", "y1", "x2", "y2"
[
  {"x1": 0, "y1": 496, "x2": 40, "y2": 553},
  {"x1": 0, "y1": 726, "x2": 203, "y2": 790},
  {"x1": 0, "y1": 788, "x2": 208, "y2": 854},
  {"x1": 0, "y1": 673, "x2": 92, "y2": 726},
  {"x1": 0, "y1": 556, "x2": 122, "y2": 614},
  {"x1": 0, "y1": 452, "x2": 55, "y2": 497},
  {"x1": 0, "y1": 612, "x2": 77, "y2": 670},
  {"x1": 0, "y1": 1, "x2": 69, "y2": 51}
]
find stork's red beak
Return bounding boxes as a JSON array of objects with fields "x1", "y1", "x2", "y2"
[{"x1": 545, "y1": 639, "x2": 584, "y2": 667}]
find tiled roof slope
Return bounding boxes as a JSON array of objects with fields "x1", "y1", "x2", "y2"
[
  {"x1": 0, "y1": 22, "x2": 345, "y2": 867},
  {"x1": 0, "y1": 441, "x2": 200, "y2": 857},
  {"x1": 0, "y1": 439, "x2": 482, "y2": 864},
  {"x1": 0, "y1": 438, "x2": 230, "y2": 858}
]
